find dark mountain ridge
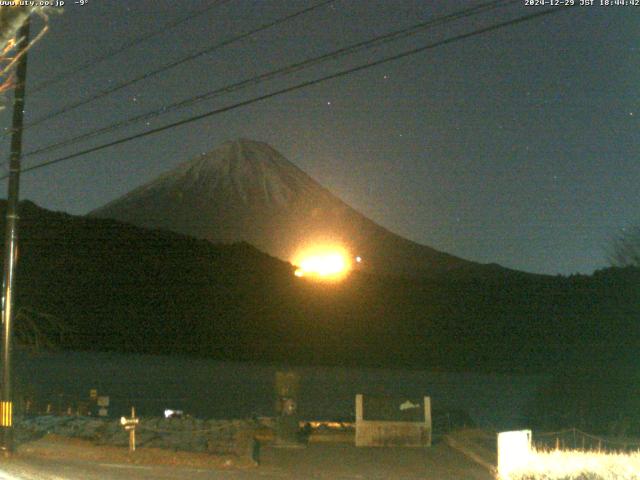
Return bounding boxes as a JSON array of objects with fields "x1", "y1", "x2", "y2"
[{"x1": 5, "y1": 200, "x2": 639, "y2": 375}]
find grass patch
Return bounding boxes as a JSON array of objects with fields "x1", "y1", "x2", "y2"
[{"x1": 505, "y1": 448, "x2": 640, "y2": 480}]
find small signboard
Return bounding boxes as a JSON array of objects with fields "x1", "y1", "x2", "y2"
[
  {"x1": 355, "y1": 394, "x2": 432, "y2": 447},
  {"x1": 498, "y1": 430, "x2": 532, "y2": 478},
  {"x1": 97, "y1": 396, "x2": 110, "y2": 407}
]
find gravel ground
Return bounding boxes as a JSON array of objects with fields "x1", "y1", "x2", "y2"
[{"x1": 1, "y1": 435, "x2": 494, "y2": 480}]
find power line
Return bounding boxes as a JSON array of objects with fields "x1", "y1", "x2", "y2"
[
  {"x1": 22, "y1": 0, "x2": 518, "y2": 160},
  {"x1": 24, "y1": 0, "x2": 336, "y2": 128},
  {"x1": 30, "y1": 0, "x2": 233, "y2": 95},
  {"x1": 5, "y1": 6, "x2": 574, "y2": 180}
]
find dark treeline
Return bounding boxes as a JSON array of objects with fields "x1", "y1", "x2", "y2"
[{"x1": 5, "y1": 200, "x2": 637, "y2": 375}]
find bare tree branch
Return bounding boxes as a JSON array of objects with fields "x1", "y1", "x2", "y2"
[{"x1": 609, "y1": 226, "x2": 640, "y2": 267}]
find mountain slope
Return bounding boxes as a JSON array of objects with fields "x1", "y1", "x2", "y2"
[{"x1": 91, "y1": 139, "x2": 481, "y2": 276}]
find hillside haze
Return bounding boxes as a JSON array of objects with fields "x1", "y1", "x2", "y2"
[{"x1": 91, "y1": 139, "x2": 478, "y2": 276}]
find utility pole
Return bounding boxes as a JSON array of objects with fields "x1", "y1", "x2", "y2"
[{"x1": 1, "y1": 18, "x2": 30, "y2": 454}]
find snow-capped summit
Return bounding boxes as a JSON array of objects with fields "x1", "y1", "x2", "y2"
[
  {"x1": 101, "y1": 139, "x2": 321, "y2": 211},
  {"x1": 167, "y1": 139, "x2": 322, "y2": 208},
  {"x1": 91, "y1": 139, "x2": 476, "y2": 276}
]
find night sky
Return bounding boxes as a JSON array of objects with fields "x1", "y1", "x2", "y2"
[{"x1": 0, "y1": 0, "x2": 637, "y2": 275}]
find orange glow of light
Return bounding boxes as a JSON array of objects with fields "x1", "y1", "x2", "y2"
[{"x1": 292, "y1": 246, "x2": 352, "y2": 281}]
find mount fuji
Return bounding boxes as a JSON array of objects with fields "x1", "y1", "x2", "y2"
[{"x1": 91, "y1": 139, "x2": 492, "y2": 277}]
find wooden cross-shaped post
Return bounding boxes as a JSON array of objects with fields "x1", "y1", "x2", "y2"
[{"x1": 120, "y1": 406, "x2": 139, "y2": 452}]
